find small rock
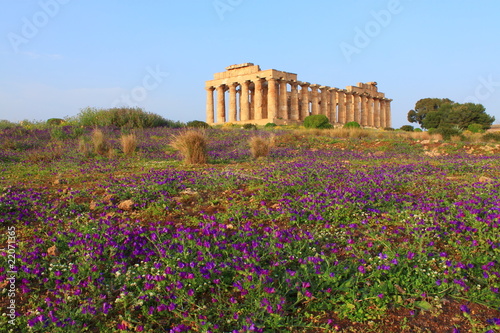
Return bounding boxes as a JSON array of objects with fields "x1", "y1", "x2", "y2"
[
  {"x1": 479, "y1": 176, "x2": 493, "y2": 183},
  {"x1": 89, "y1": 201, "x2": 98, "y2": 210},
  {"x1": 180, "y1": 188, "x2": 199, "y2": 196},
  {"x1": 421, "y1": 140, "x2": 430, "y2": 144},
  {"x1": 47, "y1": 245, "x2": 60, "y2": 257},
  {"x1": 53, "y1": 178, "x2": 68, "y2": 185},
  {"x1": 118, "y1": 199, "x2": 134, "y2": 211}
]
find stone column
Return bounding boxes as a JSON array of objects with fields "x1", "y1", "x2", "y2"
[
  {"x1": 290, "y1": 82, "x2": 299, "y2": 120},
  {"x1": 310, "y1": 84, "x2": 320, "y2": 115},
  {"x1": 320, "y1": 86, "x2": 329, "y2": 116},
  {"x1": 360, "y1": 94, "x2": 367, "y2": 127},
  {"x1": 337, "y1": 90, "x2": 346, "y2": 124},
  {"x1": 379, "y1": 100, "x2": 386, "y2": 128},
  {"x1": 267, "y1": 78, "x2": 278, "y2": 121},
  {"x1": 300, "y1": 82, "x2": 310, "y2": 120},
  {"x1": 240, "y1": 80, "x2": 250, "y2": 121},
  {"x1": 228, "y1": 83, "x2": 238, "y2": 122},
  {"x1": 367, "y1": 97, "x2": 374, "y2": 127},
  {"x1": 254, "y1": 78, "x2": 264, "y2": 120},
  {"x1": 279, "y1": 79, "x2": 288, "y2": 119},
  {"x1": 345, "y1": 93, "x2": 353, "y2": 123},
  {"x1": 374, "y1": 98, "x2": 381, "y2": 128},
  {"x1": 205, "y1": 86, "x2": 215, "y2": 124},
  {"x1": 216, "y1": 85, "x2": 226, "y2": 123},
  {"x1": 385, "y1": 99, "x2": 392, "y2": 128},
  {"x1": 329, "y1": 88, "x2": 337, "y2": 123},
  {"x1": 353, "y1": 94, "x2": 361, "y2": 124}
]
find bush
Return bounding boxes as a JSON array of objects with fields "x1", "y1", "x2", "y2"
[
  {"x1": 242, "y1": 123, "x2": 257, "y2": 130},
  {"x1": 265, "y1": 123, "x2": 277, "y2": 128},
  {"x1": 384, "y1": 127, "x2": 394, "y2": 131},
  {"x1": 304, "y1": 115, "x2": 332, "y2": 129},
  {"x1": 186, "y1": 120, "x2": 210, "y2": 128},
  {"x1": 482, "y1": 132, "x2": 500, "y2": 142},
  {"x1": 249, "y1": 135, "x2": 275, "y2": 159},
  {"x1": 400, "y1": 125, "x2": 414, "y2": 132},
  {"x1": 171, "y1": 130, "x2": 208, "y2": 164},
  {"x1": 343, "y1": 121, "x2": 361, "y2": 129},
  {"x1": 0, "y1": 120, "x2": 18, "y2": 130},
  {"x1": 414, "y1": 128, "x2": 423, "y2": 132},
  {"x1": 467, "y1": 123, "x2": 485, "y2": 133},
  {"x1": 74, "y1": 107, "x2": 182, "y2": 128},
  {"x1": 47, "y1": 118, "x2": 65, "y2": 126},
  {"x1": 434, "y1": 126, "x2": 462, "y2": 140}
]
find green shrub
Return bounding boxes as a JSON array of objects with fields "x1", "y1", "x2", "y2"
[
  {"x1": 482, "y1": 132, "x2": 500, "y2": 142},
  {"x1": 265, "y1": 123, "x2": 277, "y2": 128},
  {"x1": 47, "y1": 118, "x2": 65, "y2": 126},
  {"x1": 383, "y1": 127, "x2": 394, "y2": 131},
  {"x1": 467, "y1": 123, "x2": 485, "y2": 133},
  {"x1": 414, "y1": 128, "x2": 423, "y2": 132},
  {"x1": 0, "y1": 120, "x2": 19, "y2": 130},
  {"x1": 400, "y1": 125, "x2": 414, "y2": 132},
  {"x1": 73, "y1": 107, "x2": 183, "y2": 128},
  {"x1": 242, "y1": 123, "x2": 257, "y2": 130},
  {"x1": 436, "y1": 126, "x2": 462, "y2": 140},
  {"x1": 304, "y1": 115, "x2": 332, "y2": 129},
  {"x1": 186, "y1": 120, "x2": 210, "y2": 128},
  {"x1": 343, "y1": 121, "x2": 361, "y2": 129}
]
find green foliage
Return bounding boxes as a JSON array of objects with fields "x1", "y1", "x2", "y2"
[
  {"x1": 50, "y1": 126, "x2": 85, "y2": 141},
  {"x1": 73, "y1": 107, "x2": 183, "y2": 128},
  {"x1": 482, "y1": 132, "x2": 500, "y2": 142},
  {"x1": 414, "y1": 128, "x2": 422, "y2": 132},
  {"x1": 186, "y1": 120, "x2": 210, "y2": 128},
  {"x1": 467, "y1": 123, "x2": 485, "y2": 133},
  {"x1": 400, "y1": 125, "x2": 414, "y2": 132},
  {"x1": 384, "y1": 127, "x2": 395, "y2": 131},
  {"x1": 0, "y1": 120, "x2": 19, "y2": 130},
  {"x1": 410, "y1": 98, "x2": 494, "y2": 131},
  {"x1": 265, "y1": 122, "x2": 277, "y2": 128},
  {"x1": 435, "y1": 125, "x2": 462, "y2": 140},
  {"x1": 343, "y1": 121, "x2": 361, "y2": 129},
  {"x1": 446, "y1": 103, "x2": 494, "y2": 130},
  {"x1": 47, "y1": 118, "x2": 65, "y2": 126},
  {"x1": 242, "y1": 123, "x2": 258, "y2": 130},
  {"x1": 407, "y1": 98, "x2": 453, "y2": 126},
  {"x1": 304, "y1": 115, "x2": 332, "y2": 129}
]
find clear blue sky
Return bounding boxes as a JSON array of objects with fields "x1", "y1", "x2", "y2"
[{"x1": 1, "y1": 0, "x2": 499, "y2": 128}]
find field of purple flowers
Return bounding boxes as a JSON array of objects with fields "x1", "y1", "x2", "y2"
[{"x1": 1, "y1": 126, "x2": 499, "y2": 332}]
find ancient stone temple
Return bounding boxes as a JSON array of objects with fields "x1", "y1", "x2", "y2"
[{"x1": 205, "y1": 63, "x2": 392, "y2": 128}]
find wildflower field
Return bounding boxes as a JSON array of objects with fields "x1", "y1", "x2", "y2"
[{"x1": 1, "y1": 125, "x2": 499, "y2": 332}]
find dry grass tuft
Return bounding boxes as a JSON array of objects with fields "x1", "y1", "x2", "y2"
[
  {"x1": 120, "y1": 133, "x2": 137, "y2": 156},
  {"x1": 171, "y1": 130, "x2": 208, "y2": 164},
  {"x1": 249, "y1": 135, "x2": 275, "y2": 159},
  {"x1": 78, "y1": 137, "x2": 92, "y2": 157},
  {"x1": 91, "y1": 128, "x2": 111, "y2": 157}
]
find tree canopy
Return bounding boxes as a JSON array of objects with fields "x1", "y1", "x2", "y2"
[{"x1": 407, "y1": 98, "x2": 495, "y2": 130}]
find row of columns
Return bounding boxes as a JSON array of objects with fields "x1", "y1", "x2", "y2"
[{"x1": 206, "y1": 79, "x2": 392, "y2": 128}]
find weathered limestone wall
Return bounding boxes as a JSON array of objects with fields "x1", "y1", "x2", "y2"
[{"x1": 205, "y1": 63, "x2": 392, "y2": 128}]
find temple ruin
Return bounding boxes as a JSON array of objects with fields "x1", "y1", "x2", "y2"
[{"x1": 205, "y1": 63, "x2": 392, "y2": 128}]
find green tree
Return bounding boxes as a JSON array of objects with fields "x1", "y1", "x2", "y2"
[
  {"x1": 410, "y1": 98, "x2": 494, "y2": 130},
  {"x1": 407, "y1": 98, "x2": 453, "y2": 127},
  {"x1": 445, "y1": 103, "x2": 495, "y2": 130}
]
